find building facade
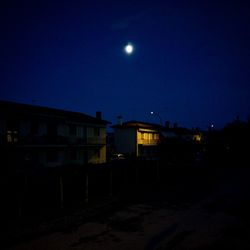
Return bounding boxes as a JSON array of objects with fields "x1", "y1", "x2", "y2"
[
  {"x1": 112, "y1": 120, "x2": 204, "y2": 160},
  {"x1": 0, "y1": 101, "x2": 110, "y2": 169}
]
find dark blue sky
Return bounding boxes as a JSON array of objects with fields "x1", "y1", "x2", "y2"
[{"x1": 1, "y1": 0, "x2": 250, "y2": 129}]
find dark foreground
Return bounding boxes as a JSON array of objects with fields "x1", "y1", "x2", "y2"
[{"x1": 3, "y1": 163, "x2": 250, "y2": 250}]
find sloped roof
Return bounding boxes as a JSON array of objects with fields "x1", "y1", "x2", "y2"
[
  {"x1": 0, "y1": 100, "x2": 110, "y2": 125},
  {"x1": 112, "y1": 120, "x2": 162, "y2": 129},
  {"x1": 112, "y1": 120, "x2": 202, "y2": 135}
]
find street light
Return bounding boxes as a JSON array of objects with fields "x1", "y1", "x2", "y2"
[{"x1": 150, "y1": 111, "x2": 163, "y2": 126}]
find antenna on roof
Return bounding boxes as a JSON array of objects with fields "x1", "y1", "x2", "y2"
[{"x1": 117, "y1": 115, "x2": 123, "y2": 125}]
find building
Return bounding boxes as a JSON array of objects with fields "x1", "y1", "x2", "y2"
[
  {"x1": 161, "y1": 126, "x2": 203, "y2": 142},
  {"x1": 112, "y1": 120, "x2": 204, "y2": 160},
  {"x1": 112, "y1": 121, "x2": 161, "y2": 159},
  {"x1": 0, "y1": 100, "x2": 110, "y2": 169}
]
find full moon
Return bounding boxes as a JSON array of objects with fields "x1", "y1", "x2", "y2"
[{"x1": 124, "y1": 44, "x2": 133, "y2": 54}]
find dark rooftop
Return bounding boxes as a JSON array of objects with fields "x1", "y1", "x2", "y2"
[
  {"x1": 112, "y1": 120, "x2": 203, "y2": 135},
  {"x1": 0, "y1": 100, "x2": 111, "y2": 125}
]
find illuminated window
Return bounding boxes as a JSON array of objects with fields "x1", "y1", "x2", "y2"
[
  {"x1": 141, "y1": 133, "x2": 144, "y2": 140},
  {"x1": 6, "y1": 120, "x2": 19, "y2": 143},
  {"x1": 193, "y1": 135, "x2": 201, "y2": 142},
  {"x1": 154, "y1": 134, "x2": 159, "y2": 140},
  {"x1": 7, "y1": 131, "x2": 12, "y2": 143},
  {"x1": 137, "y1": 132, "x2": 141, "y2": 139},
  {"x1": 149, "y1": 133, "x2": 153, "y2": 140},
  {"x1": 6, "y1": 130, "x2": 18, "y2": 143}
]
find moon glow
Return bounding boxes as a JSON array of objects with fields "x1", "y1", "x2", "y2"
[{"x1": 124, "y1": 44, "x2": 133, "y2": 54}]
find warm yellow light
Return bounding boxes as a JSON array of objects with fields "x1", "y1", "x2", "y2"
[{"x1": 193, "y1": 134, "x2": 202, "y2": 142}]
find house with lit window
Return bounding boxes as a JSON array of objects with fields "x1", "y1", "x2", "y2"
[
  {"x1": 112, "y1": 120, "x2": 161, "y2": 159},
  {"x1": 112, "y1": 120, "x2": 204, "y2": 160},
  {"x1": 0, "y1": 100, "x2": 110, "y2": 169}
]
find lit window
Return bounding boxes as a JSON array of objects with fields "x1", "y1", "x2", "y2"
[
  {"x1": 149, "y1": 133, "x2": 152, "y2": 140},
  {"x1": 193, "y1": 135, "x2": 201, "y2": 142},
  {"x1": 6, "y1": 130, "x2": 18, "y2": 143},
  {"x1": 138, "y1": 132, "x2": 141, "y2": 140},
  {"x1": 7, "y1": 132, "x2": 12, "y2": 143},
  {"x1": 154, "y1": 134, "x2": 159, "y2": 140},
  {"x1": 141, "y1": 133, "x2": 144, "y2": 140},
  {"x1": 6, "y1": 120, "x2": 19, "y2": 143}
]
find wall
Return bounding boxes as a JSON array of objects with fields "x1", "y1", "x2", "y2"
[
  {"x1": 1, "y1": 110, "x2": 108, "y2": 167},
  {"x1": 114, "y1": 128, "x2": 137, "y2": 155}
]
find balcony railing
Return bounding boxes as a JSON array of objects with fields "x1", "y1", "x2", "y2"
[
  {"x1": 3, "y1": 135, "x2": 106, "y2": 146},
  {"x1": 137, "y1": 138, "x2": 159, "y2": 145},
  {"x1": 19, "y1": 135, "x2": 71, "y2": 145},
  {"x1": 87, "y1": 137, "x2": 106, "y2": 145}
]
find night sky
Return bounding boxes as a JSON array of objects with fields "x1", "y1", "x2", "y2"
[{"x1": 1, "y1": 0, "x2": 250, "y2": 129}]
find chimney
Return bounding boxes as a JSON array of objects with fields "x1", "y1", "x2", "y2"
[
  {"x1": 96, "y1": 111, "x2": 102, "y2": 120},
  {"x1": 165, "y1": 121, "x2": 170, "y2": 128},
  {"x1": 117, "y1": 115, "x2": 123, "y2": 125}
]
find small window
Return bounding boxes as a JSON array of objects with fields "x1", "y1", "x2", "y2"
[
  {"x1": 7, "y1": 131, "x2": 13, "y2": 143},
  {"x1": 94, "y1": 127, "x2": 100, "y2": 136},
  {"x1": 6, "y1": 130, "x2": 18, "y2": 143},
  {"x1": 70, "y1": 149, "x2": 77, "y2": 161},
  {"x1": 7, "y1": 120, "x2": 19, "y2": 130},
  {"x1": 47, "y1": 150, "x2": 58, "y2": 162},
  {"x1": 69, "y1": 124, "x2": 77, "y2": 136},
  {"x1": 47, "y1": 123, "x2": 57, "y2": 136},
  {"x1": 95, "y1": 149, "x2": 100, "y2": 158},
  {"x1": 6, "y1": 120, "x2": 19, "y2": 143},
  {"x1": 30, "y1": 122, "x2": 39, "y2": 135},
  {"x1": 154, "y1": 134, "x2": 159, "y2": 140},
  {"x1": 141, "y1": 133, "x2": 144, "y2": 140}
]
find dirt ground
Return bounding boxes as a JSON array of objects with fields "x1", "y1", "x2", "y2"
[{"x1": 5, "y1": 167, "x2": 250, "y2": 250}]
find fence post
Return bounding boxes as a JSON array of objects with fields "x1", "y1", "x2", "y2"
[
  {"x1": 18, "y1": 174, "x2": 28, "y2": 217},
  {"x1": 59, "y1": 175, "x2": 64, "y2": 209},
  {"x1": 85, "y1": 172, "x2": 89, "y2": 203},
  {"x1": 109, "y1": 168, "x2": 113, "y2": 196},
  {"x1": 156, "y1": 159, "x2": 160, "y2": 182}
]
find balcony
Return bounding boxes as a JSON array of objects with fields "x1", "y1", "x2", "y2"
[
  {"x1": 137, "y1": 138, "x2": 159, "y2": 145},
  {"x1": 5, "y1": 135, "x2": 106, "y2": 146},
  {"x1": 13, "y1": 135, "x2": 84, "y2": 145},
  {"x1": 87, "y1": 137, "x2": 106, "y2": 145}
]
